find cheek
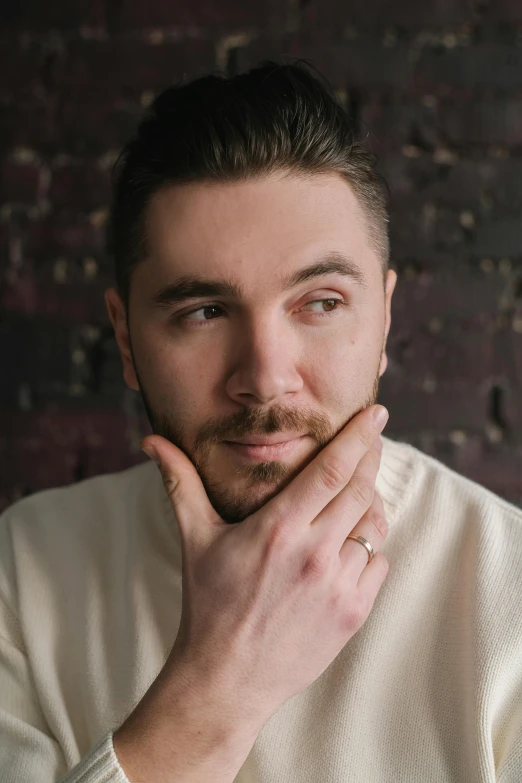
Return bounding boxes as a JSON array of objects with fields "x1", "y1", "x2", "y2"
[
  {"x1": 300, "y1": 346, "x2": 352, "y2": 399},
  {"x1": 300, "y1": 325, "x2": 379, "y2": 396},
  {"x1": 150, "y1": 341, "x2": 220, "y2": 410}
]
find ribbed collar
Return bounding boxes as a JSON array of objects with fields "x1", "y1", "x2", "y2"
[{"x1": 375, "y1": 435, "x2": 418, "y2": 526}]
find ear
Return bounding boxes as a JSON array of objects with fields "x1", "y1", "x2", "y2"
[
  {"x1": 104, "y1": 287, "x2": 140, "y2": 391},
  {"x1": 379, "y1": 269, "x2": 398, "y2": 377}
]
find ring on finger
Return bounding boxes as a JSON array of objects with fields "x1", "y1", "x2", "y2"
[{"x1": 346, "y1": 534, "x2": 374, "y2": 564}]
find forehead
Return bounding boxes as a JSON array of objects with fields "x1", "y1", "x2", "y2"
[{"x1": 142, "y1": 171, "x2": 377, "y2": 286}]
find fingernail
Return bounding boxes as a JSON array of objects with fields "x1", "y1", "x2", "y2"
[
  {"x1": 142, "y1": 444, "x2": 160, "y2": 464},
  {"x1": 376, "y1": 435, "x2": 383, "y2": 453},
  {"x1": 373, "y1": 405, "x2": 389, "y2": 430}
]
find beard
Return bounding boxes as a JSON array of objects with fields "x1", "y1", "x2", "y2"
[{"x1": 131, "y1": 344, "x2": 381, "y2": 524}]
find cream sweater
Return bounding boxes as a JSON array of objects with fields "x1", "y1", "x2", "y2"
[{"x1": 1, "y1": 435, "x2": 522, "y2": 782}]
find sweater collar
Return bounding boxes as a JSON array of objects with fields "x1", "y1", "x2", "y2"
[{"x1": 375, "y1": 435, "x2": 417, "y2": 527}]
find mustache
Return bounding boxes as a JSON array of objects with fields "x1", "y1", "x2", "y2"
[{"x1": 194, "y1": 405, "x2": 334, "y2": 450}]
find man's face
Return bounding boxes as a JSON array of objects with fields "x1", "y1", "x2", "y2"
[{"x1": 106, "y1": 171, "x2": 397, "y2": 524}]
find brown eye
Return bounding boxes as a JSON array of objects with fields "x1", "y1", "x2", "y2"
[
  {"x1": 303, "y1": 298, "x2": 345, "y2": 315},
  {"x1": 323, "y1": 299, "x2": 338, "y2": 312}
]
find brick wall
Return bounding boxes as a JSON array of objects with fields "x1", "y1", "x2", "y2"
[{"x1": 1, "y1": 0, "x2": 521, "y2": 511}]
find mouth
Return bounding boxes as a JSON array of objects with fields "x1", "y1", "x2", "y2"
[{"x1": 222, "y1": 435, "x2": 308, "y2": 462}]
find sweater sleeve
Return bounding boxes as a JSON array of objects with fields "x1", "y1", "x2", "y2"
[
  {"x1": 58, "y1": 732, "x2": 130, "y2": 783},
  {"x1": 0, "y1": 594, "x2": 131, "y2": 783}
]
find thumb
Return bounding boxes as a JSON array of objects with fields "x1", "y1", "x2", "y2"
[{"x1": 141, "y1": 435, "x2": 220, "y2": 549}]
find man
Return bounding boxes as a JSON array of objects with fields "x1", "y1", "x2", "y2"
[{"x1": 1, "y1": 59, "x2": 521, "y2": 783}]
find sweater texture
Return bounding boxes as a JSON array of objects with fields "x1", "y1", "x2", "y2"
[{"x1": 1, "y1": 435, "x2": 522, "y2": 782}]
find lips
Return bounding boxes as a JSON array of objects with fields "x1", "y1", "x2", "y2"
[
  {"x1": 223, "y1": 435, "x2": 307, "y2": 462},
  {"x1": 225, "y1": 433, "x2": 304, "y2": 446}
]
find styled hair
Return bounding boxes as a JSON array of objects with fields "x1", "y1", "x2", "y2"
[{"x1": 107, "y1": 58, "x2": 389, "y2": 312}]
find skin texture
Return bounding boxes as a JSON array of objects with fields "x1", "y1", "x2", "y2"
[{"x1": 105, "y1": 170, "x2": 397, "y2": 524}]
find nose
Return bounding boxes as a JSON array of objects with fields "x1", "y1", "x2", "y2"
[{"x1": 224, "y1": 315, "x2": 303, "y2": 406}]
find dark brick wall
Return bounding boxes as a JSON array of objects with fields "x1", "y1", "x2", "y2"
[{"x1": 1, "y1": 1, "x2": 521, "y2": 511}]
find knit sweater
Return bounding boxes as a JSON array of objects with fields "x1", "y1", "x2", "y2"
[{"x1": 1, "y1": 435, "x2": 522, "y2": 782}]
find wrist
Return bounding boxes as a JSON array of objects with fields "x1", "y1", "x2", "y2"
[{"x1": 113, "y1": 656, "x2": 261, "y2": 783}]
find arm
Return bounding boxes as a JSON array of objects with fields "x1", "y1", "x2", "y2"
[
  {"x1": 112, "y1": 653, "x2": 262, "y2": 783},
  {"x1": 0, "y1": 588, "x2": 126, "y2": 783},
  {"x1": 0, "y1": 587, "x2": 256, "y2": 783}
]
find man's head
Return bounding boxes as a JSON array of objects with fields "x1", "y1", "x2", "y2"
[{"x1": 105, "y1": 59, "x2": 397, "y2": 524}]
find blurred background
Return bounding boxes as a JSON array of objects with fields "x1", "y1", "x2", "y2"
[{"x1": 1, "y1": 0, "x2": 521, "y2": 513}]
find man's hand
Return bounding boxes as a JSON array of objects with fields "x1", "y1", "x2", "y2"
[
  {"x1": 149, "y1": 404, "x2": 388, "y2": 722},
  {"x1": 114, "y1": 404, "x2": 389, "y2": 782}
]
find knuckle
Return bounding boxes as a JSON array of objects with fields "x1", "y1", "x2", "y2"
[
  {"x1": 349, "y1": 475, "x2": 375, "y2": 509},
  {"x1": 163, "y1": 474, "x2": 184, "y2": 507},
  {"x1": 372, "y1": 489, "x2": 385, "y2": 513},
  {"x1": 341, "y1": 600, "x2": 366, "y2": 633},
  {"x1": 356, "y1": 427, "x2": 374, "y2": 451},
  {"x1": 370, "y1": 445, "x2": 382, "y2": 469},
  {"x1": 370, "y1": 512, "x2": 388, "y2": 539},
  {"x1": 301, "y1": 545, "x2": 333, "y2": 581},
  {"x1": 319, "y1": 454, "x2": 350, "y2": 492}
]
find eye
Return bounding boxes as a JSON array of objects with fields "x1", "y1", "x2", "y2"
[
  {"x1": 302, "y1": 298, "x2": 346, "y2": 315},
  {"x1": 179, "y1": 304, "x2": 225, "y2": 323}
]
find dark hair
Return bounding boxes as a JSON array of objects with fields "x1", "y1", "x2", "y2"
[{"x1": 108, "y1": 58, "x2": 389, "y2": 312}]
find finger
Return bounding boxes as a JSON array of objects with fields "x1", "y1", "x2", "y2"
[
  {"x1": 338, "y1": 488, "x2": 388, "y2": 576},
  {"x1": 356, "y1": 552, "x2": 389, "y2": 606},
  {"x1": 142, "y1": 435, "x2": 220, "y2": 550},
  {"x1": 259, "y1": 404, "x2": 389, "y2": 531},
  {"x1": 310, "y1": 432, "x2": 383, "y2": 551}
]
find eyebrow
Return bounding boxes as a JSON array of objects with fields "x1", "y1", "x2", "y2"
[{"x1": 151, "y1": 251, "x2": 368, "y2": 310}]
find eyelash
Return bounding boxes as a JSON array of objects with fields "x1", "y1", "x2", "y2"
[{"x1": 176, "y1": 298, "x2": 348, "y2": 326}]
